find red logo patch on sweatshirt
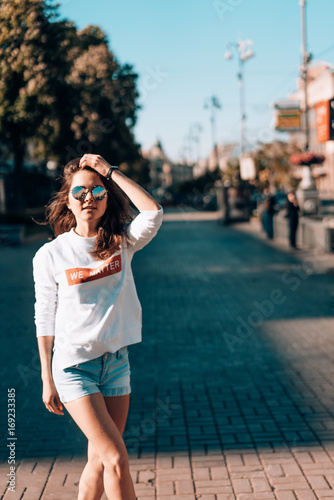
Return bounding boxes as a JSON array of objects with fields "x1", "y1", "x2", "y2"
[{"x1": 65, "y1": 254, "x2": 122, "y2": 286}]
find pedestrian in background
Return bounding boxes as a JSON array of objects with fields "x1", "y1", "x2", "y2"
[
  {"x1": 33, "y1": 154, "x2": 163, "y2": 500},
  {"x1": 262, "y1": 187, "x2": 276, "y2": 240},
  {"x1": 285, "y1": 190, "x2": 299, "y2": 249}
]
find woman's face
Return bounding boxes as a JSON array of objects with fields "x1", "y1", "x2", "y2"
[{"x1": 67, "y1": 169, "x2": 108, "y2": 228}]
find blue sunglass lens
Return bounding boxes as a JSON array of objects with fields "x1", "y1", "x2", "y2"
[
  {"x1": 71, "y1": 186, "x2": 86, "y2": 199},
  {"x1": 92, "y1": 186, "x2": 107, "y2": 199}
]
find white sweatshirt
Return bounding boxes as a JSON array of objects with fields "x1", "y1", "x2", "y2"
[{"x1": 33, "y1": 208, "x2": 163, "y2": 369}]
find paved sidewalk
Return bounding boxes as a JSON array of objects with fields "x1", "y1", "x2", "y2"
[{"x1": 1, "y1": 210, "x2": 334, "y2": 499}]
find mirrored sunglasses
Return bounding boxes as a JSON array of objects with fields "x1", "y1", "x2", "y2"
[{"x1": 71, "y1": 185, "x2": 108, "y2": 201}]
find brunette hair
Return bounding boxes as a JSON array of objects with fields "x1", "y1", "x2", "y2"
[{"x1": 44, "y1": 158, "x2": 133, "y2": 260}]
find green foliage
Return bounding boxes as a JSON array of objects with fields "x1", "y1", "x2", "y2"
[
  {"x1": 65, "y1": 27, "x2": 141, "y2": 169},
  {"x1": 0, "y1": 1, "x2": 73, "y2": 168},
  {"x1": 251, "y1": 141, "x2": 302, "y2": 190}
]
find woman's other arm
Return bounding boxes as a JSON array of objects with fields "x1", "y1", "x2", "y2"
[
  {"x1": 37, "y1": 336, "x2": 64, "y2": 415},
  {"x1": 33, "y1": 247, "x2": 63, "y2": 415}
]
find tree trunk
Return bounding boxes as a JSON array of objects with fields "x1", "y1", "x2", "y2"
[{"x1": 13, "y1": 140, "x2": 25, "y2": 210}]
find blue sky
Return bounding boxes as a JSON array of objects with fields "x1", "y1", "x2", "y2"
[{"x1": 58, "y1": 0, "x2": 334, "y2": 161}]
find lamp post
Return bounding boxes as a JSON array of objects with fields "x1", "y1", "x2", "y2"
[
  {"x1": 296, "y1": 0, "x2": 319, "y2": 215},
  {"x1": 204, "y1": 96, "x2": 222, "y2": 171},
  {"x1": 189, "y1": 123, "x2": 203, "y2": 165},
  {"x1": 300, "y1": 0, "x2": 311, "y2": 152},
  {"x1": 224, "y1": 39, "x2": 254, "y2": 155}
]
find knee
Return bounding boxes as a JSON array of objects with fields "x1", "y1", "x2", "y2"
[
  {"x1": 88, "y1": 450, "x2": 104, "y2": 476},
  {"x1": 103, "y1": 450, "x2": 129, "y2": 476}
]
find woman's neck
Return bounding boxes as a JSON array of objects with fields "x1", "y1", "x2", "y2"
[{"x1": 74, "y1": 223, "x2": 98, "y2": 238}]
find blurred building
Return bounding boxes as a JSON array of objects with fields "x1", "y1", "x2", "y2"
[
  {"x1": 287, "y1": 62, "x2": 334, "y2": 193},
  {"x1": 193, "y1": 143, "x2": 238, "y2": 178},
  {"x1": 142, "y1": 140, "x2": 193, "y2": 190}
]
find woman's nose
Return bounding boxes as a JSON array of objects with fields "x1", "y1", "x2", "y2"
[{"x1": 84, "y1": 190, "x2": 94, "y2": 201}]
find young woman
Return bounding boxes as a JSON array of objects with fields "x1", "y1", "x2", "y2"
[{"x1": 33, "y1": 154, "x2": 163, "y2": 500}]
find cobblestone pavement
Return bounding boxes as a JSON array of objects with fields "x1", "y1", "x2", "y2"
[{"x1": 1, "y1": 211, "x2": 334, "y2": 500}]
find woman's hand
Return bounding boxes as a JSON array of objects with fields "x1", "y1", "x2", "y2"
[
  {"x1": 42, "y1": 379, "x2": 64, "y2": 416},
  {"x1": 79, "y1": 154, "x2": 111, "y2": 178}
]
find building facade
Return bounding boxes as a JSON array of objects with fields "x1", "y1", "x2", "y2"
[
  {"x1": 142, "y1": 140, "x2": 193, "y2": 191},
  {"x1": 288, "y1": 63, "x2": 334, "y2": 193}
]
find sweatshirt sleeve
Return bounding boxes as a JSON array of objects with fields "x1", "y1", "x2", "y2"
[
  {"x1": 126, "y1": 207, "x2": 163, "y2": 253},
  {"x1": 32, "y1": 245, "x2": 58, "y2": 337}
]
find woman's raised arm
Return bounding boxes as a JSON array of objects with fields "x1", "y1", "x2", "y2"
[{"x1": 79, "y1": 154, "x2": 161, "y2": 212}]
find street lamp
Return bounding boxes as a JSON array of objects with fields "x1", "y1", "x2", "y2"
[
  {"x1": 296, "y1": 0, "x2": 319, "y2": 215},
  {"x1": 189, "y1": 123, "x2": 203, "y2": 165},
  {"x1": 224, "y1": 39, "x2": 254, "y2": 154},
  {"x1": 204, "y1": 96, "x2": 222, "y2": 170},
  {"x1": 299, "y1": 0, "x2": 312, "y2": 152}
]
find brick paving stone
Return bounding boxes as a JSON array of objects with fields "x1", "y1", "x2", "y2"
[
  {"x1": 216, "y1": 495, "x2": 237, "y2": 500},
  {"x1": 156, "y1": 480, "x2": 174, "y2": 495},
  {"x1": 270, "y1": 476, "x2": 311, "y2": 489},
  {"x1": 325, "y1": 474, "x2": 334, "y2": 488},
  {"x1": 237, "y1": 495, "x2": 276, "y2": 500},
  {"x1": 138, "y1": 497, "x2": 159, "y2": 500},
  {"x1": 311, "y1": 450, "x2": 333, "y2": 463},
  {"x1": 232, "y1": 478, "x2": 252, "y2": 494},
  {"x1": 294, "y1": 491, "x2": 317, "y2": 499},
  {"x1": 193, "y1": 468, "x2": 211, "y2": 480},
  {"x1": 174, "y1": 480, "x2": 195, "y2": 494},
  {"x1": 157, "y1": 467, "x2": 192, "y2": 479},
  {"x1": 196, "y1": 485, "x2": 234, "y2": 495},
  {"x1": 243, "y1": 455, "x2": 261, "y2": 467},
  {"x1": 281, "y1": 463, "x2": 303, "y2": 476},
  {"x1": 307, "y1": 475, "x2": 331, "y2": 489},
  {"x1": 195, "y1": 479, "x2": 232, "y2": 490},
  {"x1": 275, "y1": 492, "x2": 296, "y2": 500},
  {"x1": 230, "y1": 466, "x2": 264, "y2": 475},
  {"x1": 250, "y1": 477, "x2": 272, "y2": 492},
  {"x1": 156, "y1": 496, "x2": 196, "y2": 500},
  {"x1": 314, "y1": 492, "x2": 334, "y2": 499},
  {"x1": 196, "y1": 495, "x2": 216, "y2": 500},
  {"x1": 264, "y1": 464, "x2": 284, "y2": 478},
  {"x1": 134, "y1": 483, "x2": 156, "y2": 496},
  {"x1": 211, "y1": 467, "x2": 230, "y2": 480}
]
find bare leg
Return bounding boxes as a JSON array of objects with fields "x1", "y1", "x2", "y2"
[
  {"x1": 78, "y1": 442, "x2": 104, "y2": 500},
  {"x1": 65, "y1": 393, "x2": 136, "y2": 500},
  {"x1": 77, "y1": 395, "x2": 130, "y2": 500}
]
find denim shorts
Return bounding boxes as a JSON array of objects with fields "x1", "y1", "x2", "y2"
[{"x1": 52, "y1": 347, "x2": 131, "y2": 403}]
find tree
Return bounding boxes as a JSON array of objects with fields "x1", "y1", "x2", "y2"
[
  {"x1": 0, "y1": 0, "x2": 73, "y2": 175},
  {"x1": 251, "y1": 141, "x2": 302, "y2": 190},
  {"x1": 65, "y1": 25, "x2": 143, "y2": 180}
]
